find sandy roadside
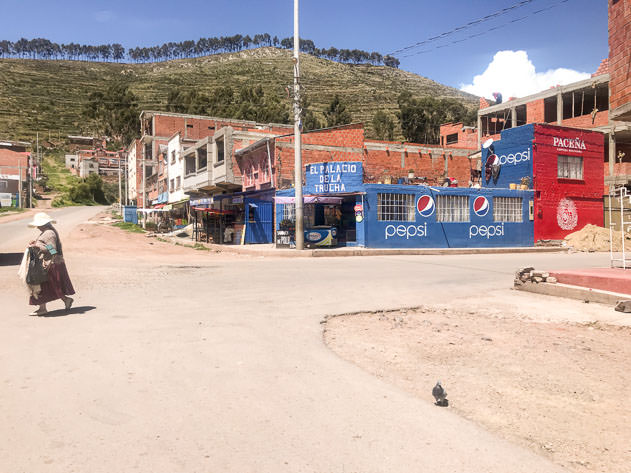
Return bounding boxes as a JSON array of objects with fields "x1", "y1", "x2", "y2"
[{"x1": 324, "y1": 306, "x2": 631, "y2": 473}]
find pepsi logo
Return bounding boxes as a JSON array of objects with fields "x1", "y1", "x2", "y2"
[
  {"x1": 473, "y1": 196, "x2": 490, "y2": 217},
  {"x1": 417, "y1": 195, "x2": 435, "y2": 217},
  {"x1": 487, "y1": 154, "x2": 499, "y2": 166}
]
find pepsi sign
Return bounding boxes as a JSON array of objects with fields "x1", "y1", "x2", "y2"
[
  {"x1": 473, "y1": 196, "x2": 490, "y2": 218},
  {"x1": 417, "y1": 195, "x2": 435, "y2": 217}
]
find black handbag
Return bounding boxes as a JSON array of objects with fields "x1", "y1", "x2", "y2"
[{"x1": 26, "y1": 247, "x2": 48, "y2": 285}]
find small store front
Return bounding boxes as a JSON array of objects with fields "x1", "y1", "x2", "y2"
[
  {"x1": 190, "y1": 189, "x2": 274, "y2": 245},
  {"x1": 274, "y1": 161, "x2": 536, "y2": 249},
  {"x1": 274, "y1": 193, "x2": 363, "y2": 248},
  {"x1": 275, "y1": 161, "x2": 365, "y2": 248}
]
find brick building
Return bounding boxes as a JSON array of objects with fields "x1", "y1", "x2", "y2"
[
  {"x1": 476, "y1": 3, "x2": 631, "y2": 192},
  {"x1": 607, "y1": 0, "x2": 631, "y2": 189},
  {"x1": 131, "y1": 111, "x2": 294, "y2": 207},
  {"x1": 0, "y1": 148, "x2": 29, "y2": 196},
  {"x1": 236, "y1": 123, "x2": 478, "y2": 191}
]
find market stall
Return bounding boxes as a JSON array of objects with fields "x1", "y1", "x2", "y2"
[
  {"x1": 192, "y1": 206, "x2": 237, "y2": 244},
  {"x1": 274, "y1": 195, "x2": 346, "y2": 248}
]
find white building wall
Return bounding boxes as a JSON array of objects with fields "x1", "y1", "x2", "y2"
[
  {"x1": 127, "y1": 142, "x2": 137, "y2": 202},
  {"x1": 65, "y1": 154, "x2": 78, "y2": 170},
  {"x1": 167, "y1": 134, "x2": 186, "y2": 204}
]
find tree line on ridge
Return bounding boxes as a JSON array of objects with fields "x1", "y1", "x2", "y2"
[{"x1": 0, "y1": 35, "x2": 400, "y2": 67}]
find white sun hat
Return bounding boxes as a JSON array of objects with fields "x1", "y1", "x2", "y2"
[{"x1": 27, "y1": 212, "x2": 57, "y2": 228}]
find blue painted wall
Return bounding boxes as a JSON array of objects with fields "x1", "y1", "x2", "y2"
[
  {"x1": 305, "y1": 161, "x2": 363, "y2": 194},
  {"x1": 362, "y1": 185, "x2": 534, "y2": 248},
  {"x1": 482, "y1": 124, "x2": 534, "y2": 189},
  {"x1": 276, "y1": 185, "x2": 534, "y2": 248}
]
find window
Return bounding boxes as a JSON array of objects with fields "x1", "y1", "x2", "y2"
[
  {"x1": 283, "y1": 203, "x2": 295, "y2": 222},
  {"x1": 558, "y1": 155, "x2": 583, "y2": 180},
  {"x1": 198, "y1": 146, "x2": 207, "y2": 170},
  {"x1": 377, "y1": 193, "x2": 415, "y2": 222},
  {"x1": 185, "y1": 154, "x2": 196, "y2": 175},
  {"x1": 171, "y1": 150, "x2": 176, "y2": 164},
  {"x1": 445, "y1": 133, "x2": 458, "y2": 145},
  {"x1": 170, "y1": 179, "x2": 174, "y2": 192},
  {"x1": 494, "y1": 197, "x2": 523, "y2": 222},
  {"x1": 176, "y1": 176, "x2": 181, "y2": 189},
  {"x1": 216, "y1": 138, "x2": 224, "y2": 163},
  {"x1": 436, "y1": 195, "x2": 469, "y2": 222}
]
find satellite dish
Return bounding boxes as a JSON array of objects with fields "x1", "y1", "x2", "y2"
[{"x1": 482, "y1": 139, "x2": 494, "y2": 149}]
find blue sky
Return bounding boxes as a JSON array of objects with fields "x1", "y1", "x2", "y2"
[{"x1": 1, "y1": 0, "x2": 608, "y2": 97}]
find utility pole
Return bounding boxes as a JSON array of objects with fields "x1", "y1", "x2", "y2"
[
  {"x1": 293, "y1": 0, "x2": 304, "y2": 250},
  {"x1": 27, "y1": 154, "x2": 32, "y2": 208},
  {"x1": 18, "y1": 164, "x2": 22, "y2": 208},
  {"x1": 36, "y1": 132, "x2": 40, "y2": 171},
  {"x1": 118, "y1": 153, "x2": 122, "y2": 211},
  {"x1": 142, "y1": 145, "x2": 146, "y2": 228}
]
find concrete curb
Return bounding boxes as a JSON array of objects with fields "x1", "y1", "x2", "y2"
[
  {"x1": 515, "y1": 281, "x2": 631, "y2": 305},
  {"x1": 168, "y1": 238, "x2": 567, "y2": 258}
]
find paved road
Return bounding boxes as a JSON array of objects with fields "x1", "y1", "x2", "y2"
[
  {"x1": 0, "y1": 207, "x2": 612, "y2": 473},
  {"x1": 0, "y1": 206, "x2": 106, "y2": 253}
]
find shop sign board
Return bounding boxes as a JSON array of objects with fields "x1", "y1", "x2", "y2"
[{"x1": 305, "y1": 161, "x2": 363, "y2": 193}]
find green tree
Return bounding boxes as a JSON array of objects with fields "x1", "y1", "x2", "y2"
[
  {"x1": 83, "y1": 83, "x2": 139, "y2": 144},
  {"x1": 301, "y1": 93, "x2": 322, "y2": 132},
  {"x1": 166, "y1": 89, "x2": 211, "y2": 115},
  {"x1": 397, "y1": 92, "x2": 475, "y2": 144},
  {"x1": 372, "y1": 111, "x2": 395, "y2": 140},
  {"x1": 323, "y1": 95, "x2": 352, "y2": 128},
  {"x1": 233, "y1": 85, "x2": 289, "y2": 123}
]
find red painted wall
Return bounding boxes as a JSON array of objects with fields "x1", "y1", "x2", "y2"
[
  {"x1": 532, "y1": 124, "x2": 604, "y2": 241},
  {"x1": 609, "y1": 0, "x2": 631, "y2": 115}
]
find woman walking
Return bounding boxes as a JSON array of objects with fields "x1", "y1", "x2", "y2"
[{"x1": 27, "y1": 212, "x2": 75, "y2": 316}]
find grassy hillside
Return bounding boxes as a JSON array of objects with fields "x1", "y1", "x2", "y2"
[{"x1": 0, "y1": 47, "x2": 477, "y2": 142}]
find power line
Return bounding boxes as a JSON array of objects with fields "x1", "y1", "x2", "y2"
[
  {"x1": 398, "y1": 0, "x2": 571, "y2": 59},
  {"x1": 387, "y1": 0, "x2": 541, "y2": 56}
]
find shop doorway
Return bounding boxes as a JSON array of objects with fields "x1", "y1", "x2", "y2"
[
  {"x1": 245, "y1": 199, "x2": 274, "y2": 244},
  {"x1": 339, "y1": 197, "x2": 357, "y2": 244}
]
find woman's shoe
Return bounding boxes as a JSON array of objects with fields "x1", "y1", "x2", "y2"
[
  {"x1": 64, "y1": 297, "x2": 74, "y2": 310},
  {"x1": 29, "y1": 308, "x2": 48, "y2": 316}
]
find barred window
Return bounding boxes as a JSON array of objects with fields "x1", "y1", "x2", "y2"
[
  {"x1": 558, "y1": 155, "x2": 583, "y2": 179},
  {"x1": 377, "y1": 193, "x2": 415, "y2": 221},
  {"x1": 283, "y1": 203, "x2": 295, "y2": 222},
  {"x1": 494, "y1": 197, "x2": 523, "y2": 222},
  {"x1": 436, "y1": 195, "x2": 469, "y2": 222}
]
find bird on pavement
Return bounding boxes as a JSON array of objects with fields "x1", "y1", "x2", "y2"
[{"x1": 432, "y1": 381, "x2": 448, "y2": 406}]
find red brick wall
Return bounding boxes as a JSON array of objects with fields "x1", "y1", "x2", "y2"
[
  {"x1": 609, "y1": 0, "x2": 631, "y2": 114},
  {"x1": 561, "y1": 111, "x2": 609, "y2": 128},
  {"x1": 439, "y1": 122, "x2": 478, "y2": 150},
  {"x1": 526, "y1": 99, "x2": 545, "y2": 123},
  {"x1": 0, "y1": 149, "x2": 29, "y2": 173},
  {"x1": 152, "y1": 114, "x2": 293, "y2": 140}
]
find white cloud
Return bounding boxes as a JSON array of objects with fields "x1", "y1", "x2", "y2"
[
  {"x1": 94, "y1": 10, "x2": 115, "y2": 23},
  {"x1": 460, "y1": 50, "x2": 591, "y2": 99}
]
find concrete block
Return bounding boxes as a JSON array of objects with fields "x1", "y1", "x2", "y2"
[
  {"x1": 546, "y1": 276, "x2": 558, "y2": 284},
  {"x1": 615, "y1": 300, "x2": 631, "y2": 313},
  {"x1": 533, "y1": 276, "x2": 544, "y2": 283}
]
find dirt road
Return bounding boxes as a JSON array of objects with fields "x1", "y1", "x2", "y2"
[
  {"x1": 325, "y1": 306, "x2": 631, "y2": 473},
  {"x1": 0, "y1": 207, "x2": 622, "y2": 472}
]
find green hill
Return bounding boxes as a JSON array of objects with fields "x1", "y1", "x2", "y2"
[{"x1": 0, "y1": 47, "x2": 477, "y2": 143}]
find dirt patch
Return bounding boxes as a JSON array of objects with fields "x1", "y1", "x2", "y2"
[
  {"x1": 565, "y1": 224, "x2": 631, "y2": 252},
  {"x1": 324, "y1": 307, "x2": 631, "y2": 473},
  {"x1": 66, "y1": 218, "x2": 247, "y2": 264}
]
